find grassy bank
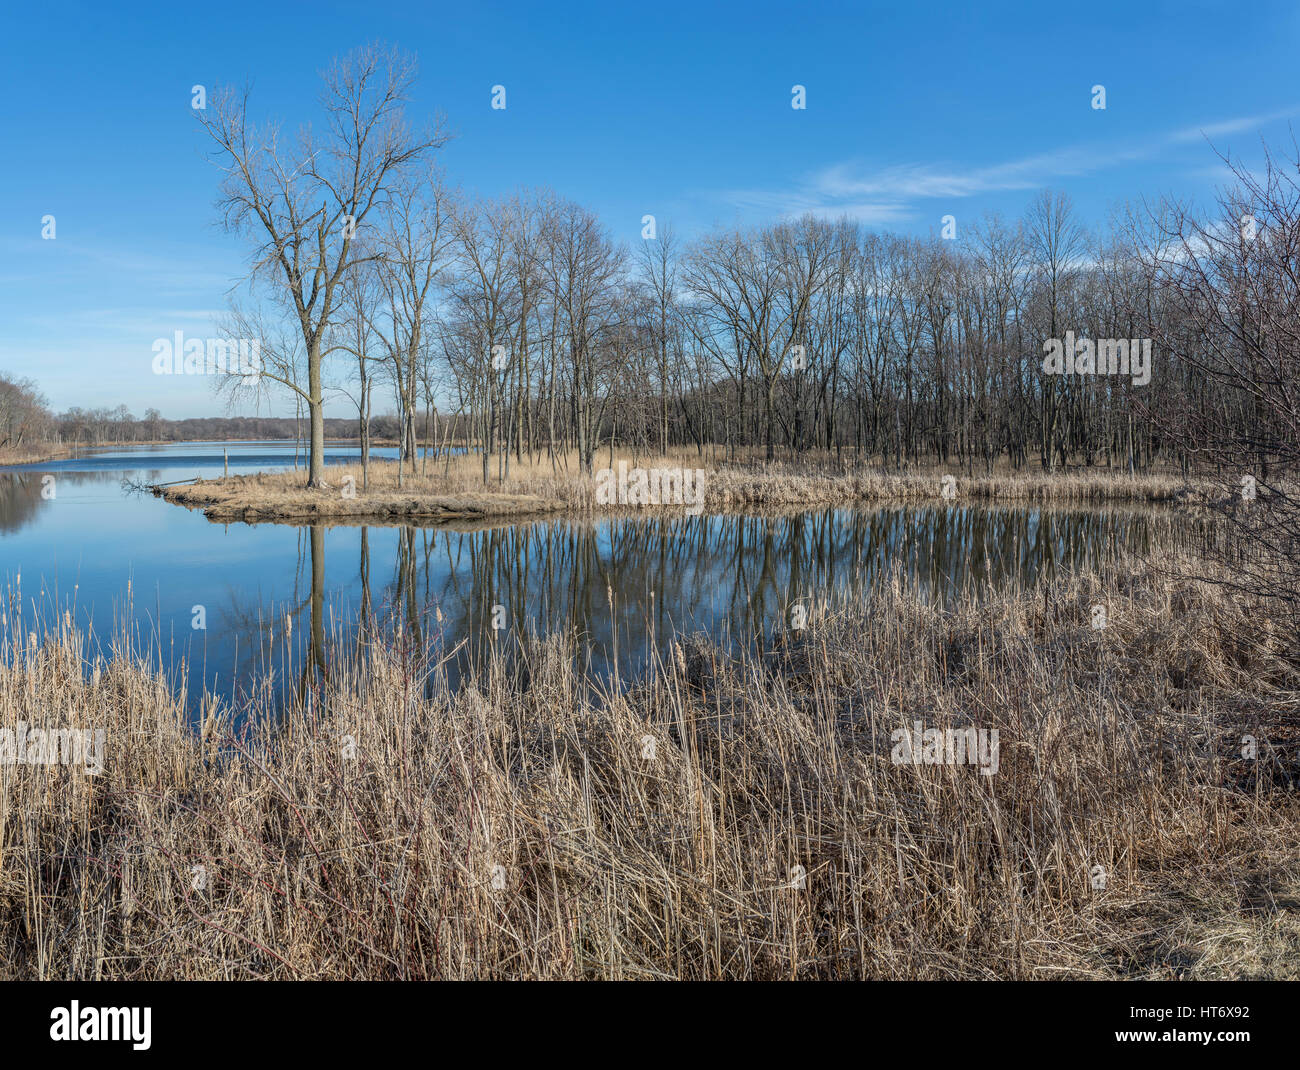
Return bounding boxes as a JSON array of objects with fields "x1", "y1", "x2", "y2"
[
  {"x1": 0, "y1": 444, "x2": 73, "y2": 467},
  {"x1": 1, "y1": 556, "x2": 1297, "y2": 979},
  {"x1": 157, "y1": 452, "x2": 1211, "y2": 523}
]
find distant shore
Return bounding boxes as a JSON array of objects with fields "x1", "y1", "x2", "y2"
[{"x1": 0, "y1": 438, "x2": 461, "y2": 475}]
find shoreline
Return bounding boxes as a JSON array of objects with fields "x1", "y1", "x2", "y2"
[
  {"x1": 0, "y1": 445, "x2": 76, "y2": 467},
  {"x1": 153, "y1": 457, "x2": 1219, "y2": 525},
  {"x1": 158, "y1": 485, "x2": 566, "y2": 524}
]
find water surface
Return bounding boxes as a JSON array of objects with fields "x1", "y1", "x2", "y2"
[{"x1": 0, "y1": 443, "x2": 1194, "y2": 711}]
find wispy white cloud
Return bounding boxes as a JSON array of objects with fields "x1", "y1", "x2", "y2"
[
  {"x1": 809, "y1": 147, "x2": 1137, "y2": 202},
  {"x1": 721, "y1": 107, "x2": 1300, "y2": 224},
  {"x1": 718, "y1": 188, "x2": 913, "y2": 225},
  {"x1": 1168, "y1": 107, "x2": 1297, "y2": 144}
]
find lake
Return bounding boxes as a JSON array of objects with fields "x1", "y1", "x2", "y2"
[{"x1": 0, "y1": 443, "x2": 1197, "y2": 715}]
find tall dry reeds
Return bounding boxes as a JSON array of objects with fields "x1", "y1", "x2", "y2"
[{"x1": 0, "y1": 555, "x2": 1297, "y2": 979}]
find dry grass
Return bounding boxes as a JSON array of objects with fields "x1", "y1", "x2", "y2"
[
  {"x1": 156, "y1": 455, "x2": 568, "y2": 523},
  {"x1": 1, "y1": 555, "x2": 1297, "y2": 979},
  {"x1": 158, "y1": 450, "x2": 1210, "y2": 523},
  {"x1": 0, "y1": 445, "x2": 72, "y2": 467}
]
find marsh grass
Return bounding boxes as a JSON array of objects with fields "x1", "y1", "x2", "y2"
[
  {"x1": 0, "y1": 554, "x2": 1297, "y2": 979},
  {"x1": 159, "y1": 451, "x2": 1208, "y2": 522},
  {"x1": 0, "y1": 445, "x2": 73, "y2": 467}
]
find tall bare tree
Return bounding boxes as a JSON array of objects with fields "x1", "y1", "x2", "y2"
[{"x1": 199, "y1": 44, "x2": 447, "y2": 486}]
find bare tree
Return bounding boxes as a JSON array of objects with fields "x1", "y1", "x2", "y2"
[
  {"x1": 1140, "y1": 144, "x2": 1300, "y2": 623},
  {"x1": 198, "y1": 44, "x2": 447, "y2": 486},
  {"x1": 541, "y1": 200, "x2": 623, "y2": 474},
  {"x1": 372, "y1": 168, "x2": 453, "y2": 483},
  {"x1": 1025, "y1": 190, "x2": 1086, "y2": 470},
  {"x1": 333, "y1": 255, "x2": 382, "y2": 489}
]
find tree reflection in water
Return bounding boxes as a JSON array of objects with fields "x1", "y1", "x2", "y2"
[{"x1": 229, "y1": 504, "x2": 1207, "y2": 718}]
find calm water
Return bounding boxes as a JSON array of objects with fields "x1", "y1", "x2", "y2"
[{"x1": 0, "y1": 443, "x2": 1193, "y2": 711}]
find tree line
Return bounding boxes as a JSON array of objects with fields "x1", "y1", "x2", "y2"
[
  {"x1": 196, "y1": 44, "x2": 1297, "y2": 495},
  {"x1": 0, "y1": 384, "x2": 427, "y2": 450}
]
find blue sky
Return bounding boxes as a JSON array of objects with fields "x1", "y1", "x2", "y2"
[{"x1": 2, "y1": 0, "x2": 1297, "y2": 417}]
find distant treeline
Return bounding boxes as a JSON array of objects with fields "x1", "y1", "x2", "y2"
[{"x1": 0, "y1": 387, "x2": 457, "y2": 447}]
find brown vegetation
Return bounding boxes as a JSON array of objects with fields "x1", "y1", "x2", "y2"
[
  {"x1": 2, "y1": 555, "x2": 1296, "y2": 979},
  {"x1": 0, "y1": 444, "x2": 72, "y2": 467},
  {"x1": 155, "y1": 453, "x2": 1211, "y2": 524},
  {"x1": 157, "y1": 468, "x2": 562, "y2": 524}
]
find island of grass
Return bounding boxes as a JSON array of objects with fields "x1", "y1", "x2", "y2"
[
  {"x1": 152, "y1": 450, "x2": 1218, "y2": 525},
  {"x1": 156, "y1": 468, "x2": 564, "y2": 523}
]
